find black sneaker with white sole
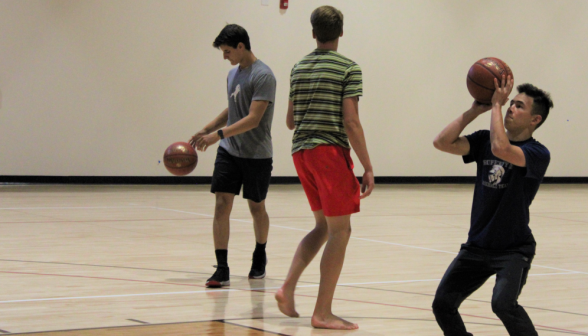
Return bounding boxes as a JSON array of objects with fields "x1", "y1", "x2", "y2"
[
  {"x1": 206, "y1": 266, "x2": 230, "y2": 288},
  {"x1": 248, "y1": 253, "x2": 267, "y2": 279}
]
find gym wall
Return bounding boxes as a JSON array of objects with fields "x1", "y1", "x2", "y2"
[{"x1": 1, "y1": 0, "x2": 586, "y2": 178}]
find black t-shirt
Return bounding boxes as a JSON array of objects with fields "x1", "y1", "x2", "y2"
[{"x1": 461, "y1": 130, "x2": 550, "y2": 256}]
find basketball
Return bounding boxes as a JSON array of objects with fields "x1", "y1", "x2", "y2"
[
  {"x1": 466, "y1": 57, "x2": 513, "y2": 104},
  {"x1": 163, "y1": 142, "x2": 198, "y2": 176}
]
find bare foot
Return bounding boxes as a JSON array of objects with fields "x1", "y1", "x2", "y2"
[
  {"x1": 275, "y1": 287, "x2": 299, "y2": 317},
  {"x1": 311, "y1": 314, "x2": 358, "y2": 330}
]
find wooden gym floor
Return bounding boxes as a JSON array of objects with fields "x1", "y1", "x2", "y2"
[{"x1": 0, "y1": 184, "x2": 587, "y2": 335}]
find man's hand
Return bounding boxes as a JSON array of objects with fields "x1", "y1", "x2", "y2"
[
  {"x1": 360, "y1": 170, "x2": 375, "y2": 199},
  {"x1": 470, "y1": 100, "x2": 492, "y2": 115},
  {"x1": 194, "y1": 132, "x2": 221, "y2": 152},
  {"x1": 189, "y1": 130, "x2": 207, "y2": 149},
  {"x1": 491, "y1": 75, "x2": 514, "y2": 106}
]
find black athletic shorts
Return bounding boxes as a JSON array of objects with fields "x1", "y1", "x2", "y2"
[{"x1": 211, "y1": 146, "x2": 273, "y2": 203}]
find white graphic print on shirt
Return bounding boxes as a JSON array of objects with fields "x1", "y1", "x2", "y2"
[
  {"x1": 230, "y1": 84, "x2": 241, "y2": 103},
  {"x1": 482, "y1": 160, "x2": 512, "y2": 189}
]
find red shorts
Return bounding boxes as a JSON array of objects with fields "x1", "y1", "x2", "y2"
[{"x1": 293, "y1": 145, "x2": 360, "y2": 217}]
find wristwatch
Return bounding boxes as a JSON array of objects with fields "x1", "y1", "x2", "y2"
[{"x1": 217, "y1": 129, "x2": 225, "y2": 139}]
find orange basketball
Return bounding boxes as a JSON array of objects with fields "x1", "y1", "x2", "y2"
[
  {"x1": 163, "y1": 142, "x2": 198, "y2": 176},
  {"x1": 466, "y1": 57, "x2": 513, "y2": 104}
]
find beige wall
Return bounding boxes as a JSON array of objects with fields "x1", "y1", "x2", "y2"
[{"x1": 1, "y1": 0, "x2": 586, "y2": 177}]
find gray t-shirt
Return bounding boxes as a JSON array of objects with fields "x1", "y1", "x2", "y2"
[{"x1": 220, "y1": 59, "x2": 276, "y2": 159}]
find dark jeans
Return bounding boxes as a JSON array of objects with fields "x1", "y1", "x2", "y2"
[{"x1": 432, "y1": 249, "x2": 537, "y2": 336}]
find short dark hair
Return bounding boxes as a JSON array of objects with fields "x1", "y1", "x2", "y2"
[
  {"x1": 310, "y1": 6, "x2": 344, "y2": 43},
  {"x1": 213, "y1": 24, "x2": 251, "y2": 50},
  {"x1": 516, "y1": 83, "x2": 553, "y2": 129}
]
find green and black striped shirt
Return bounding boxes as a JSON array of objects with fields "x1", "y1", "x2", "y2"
[{"x1": 289, "y1": 49, "x2": 363, "y2": 154}]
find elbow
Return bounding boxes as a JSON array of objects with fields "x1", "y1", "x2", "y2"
[
  {"x1": 250, "y1": 118, "x2": 262, "y2": 129},
  {"x1": 343, "y1": 119, "x2": 361, "y2": 132},
  {"x1": 433, "y1": 137, "x2": 442, "y2": 150},
  {"x1": 491, "y1": 144, "x2": 507, "y2": 158},
  {"x1": 286, "y1": 120, "x2": 295, "y2": 130},
  {"x1": 433, "y1": 136, "x2": 447, "y2": 151}
]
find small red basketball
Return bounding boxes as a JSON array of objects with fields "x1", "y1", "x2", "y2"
[
  {"x1": 163, "y1": 142, "x2": 198, "y2": 176},
  {"x1": 466, "y1": 57, "x2": 513, "y2": 104}
]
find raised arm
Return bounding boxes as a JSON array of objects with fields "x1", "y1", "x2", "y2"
[
  {"x1": 489, "y1": 75, "x2": 527, "y2": 167},
  {"x1": 342, "y1": 96, "x2": 374, "y2": 199},
  {"x1": 433, "y1": 102, "x2": 491, "y2": 155}
]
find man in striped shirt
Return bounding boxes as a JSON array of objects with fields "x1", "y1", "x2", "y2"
[{"x1": 275, "y1": 5, "x2": 375, "y2": 330}]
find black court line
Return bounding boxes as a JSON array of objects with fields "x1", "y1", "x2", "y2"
[
  {"x1": 340, "y1": 284, "x2": 588, "y2": 318},
  {"x1": 214, "y1": 316, "x2": 588, "y2": 336},
  {"x1": 218, "y1": 320, "x2": 290, "y2": 335},
  {"x1": 220, "y1": 316, "x2": 588, "y2": 335},
  {"x1": 340, "y1": 317, "x2": 588, "y2": 335},
  {"x1": 0, "y1": 258, "x2": 318, "y2": 284},
  {"x1": 127, "y1": 319, "x2": 148, "y2": 324},
  {"x1": 0, "y1": 259, "x2": 211, "y2": 277},
  {"x1": 2, "y1": 318, "x2": 296, "y2": 335},
  {"x1": 3, "y1": 259, "x2": 586, "y2": 318},
  {"x1": 2, "y1": 316, "x2": 585, "y2": 336}
]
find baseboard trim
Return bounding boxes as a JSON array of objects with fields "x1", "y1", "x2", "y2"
[{"x1": 1, "y1": 176, "x2": 587, "y2": 185}]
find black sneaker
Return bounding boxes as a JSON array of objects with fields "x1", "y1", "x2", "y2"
[
  {"x1": 206, "y1": 266, "x2": 230, "y2": 288},
  {"x1": 248, "y1": 253, "x2": 267, "y2": 279}
]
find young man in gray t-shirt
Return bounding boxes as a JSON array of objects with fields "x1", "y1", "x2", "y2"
[{"x1": 190, "y1": 24, "x2": 276, "y2": 288}]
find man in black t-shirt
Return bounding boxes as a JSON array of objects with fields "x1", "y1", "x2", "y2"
[{"x1": 432, "y1": 76, "x2": 553, "y2": 336}]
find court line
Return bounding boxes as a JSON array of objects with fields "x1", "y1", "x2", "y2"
[
  {"x1": 351, "y1": 236, "x2": 457, "y2": 254},
  {"x1": 2, "y1": 205, "x2": 586, "y2": 215},
  {"x1": 0, "y1": 258, "x2": 331, "y2": 287},
  {"x1": 150, "y1": 206, "x2": 588, "y2": 275},
  {"x1": 532, "y1": 265, "x2": 588, "y2": 274},
  {"x1": 0, "y1": 206, "x2": 146, "y2": 210},
  {"x1": 0, "y1": 271, "x2": 577, "y2": 304},
  {"x1": 127, "y1": 319, "x2": 148, "y2": 324},
  {"x1": 4, "y1": 211, "x2": 585, "y2": 287},
  {"x1": 149, "y1": 206, "x2": 256, "y2": 223},
  {"x1": 2, "y1": 204, "x2": 586, "y2": 333},
  {"x1": 0, "y1": 259, "x2": 212, "y2": 276},
  {"x1": 204, "y1": 316, "x2": 588, "y2": 335},
  {"x1": 219, "y1": 320, "x2": 290, "y2": 336},
  {"x1": 337, "y1": 272, "x2": 578, "y2": 287},
  {"x1": 0, "y1": 291, "x2": 210, "y2": 304},
  {"x1": 0, "y1": 318, "x2": 291, "y2": 336},
  {"x1": 289, "y1": 293, "x2": 588, "y2": 335},
  {"x1": 336, "y1": 283, "x2": 588, "y2": 318},
  {"x1": 534, "y1": 214, "x2": 588, "y2": 225},
  {"x1": 3, "y1": 317, "x2": 583, "y2": 336},
  {"x1": 4, "y1": 291, "x2": 586, "y2": 335},
  {"x1": 0, "y1": 217, "x2": 210, "y2": 225},
  {"x1": 2, "y1": 272, "x2": 586, "y2": 334},
  {"x1": 4, "y1": 204, "x2": 583, "y2": 271},
  {"x1": 0, "y1": 271, "x2": 206, "y2": 288},
  {"x1": 5, "y1": 258, "x2": 584, "y2": 318},
  {"x1": 4, "y1": 206, "x2": 584, "y2": 295}
]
